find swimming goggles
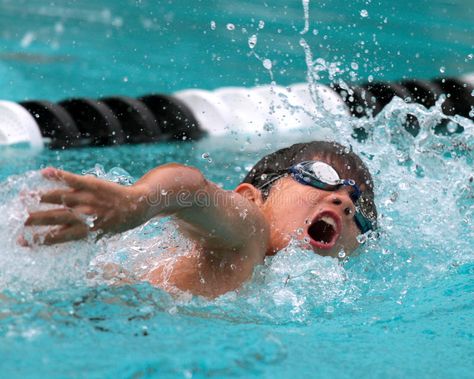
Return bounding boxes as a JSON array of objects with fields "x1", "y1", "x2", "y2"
[{"x1": 259, "y1": 160, "x2": 376, "y2": 234}]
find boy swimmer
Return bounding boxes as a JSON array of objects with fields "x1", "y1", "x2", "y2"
[{"x1": 23, "y1": 141, "x2": 377, "y2": 298}]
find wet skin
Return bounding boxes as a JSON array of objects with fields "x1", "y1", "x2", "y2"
[
  {"x1": 22, "y1": 164, "x2": 364, "y2": 297},
  {"x1": 254, "y1": 176, "x2": 361, "y2": 258}
]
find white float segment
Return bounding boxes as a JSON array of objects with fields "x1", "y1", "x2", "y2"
[
  {"x1": 175, "y1": 83, "x2": 351, "y2": 135},
  {"x1": 289, "y1": 83, "x2": 349, "y2": 117},
  {"x1": 174, "y1": 89, "x2": 233, "y2": 135},
  {"x1": 250, "y1": 84, "x2": 304, "y2": 130},
  {"x1": 213, "y1": 87, "x2": 268, "y2": 133},
  {"x1": 0, "y1": 101, "x2": 44, "y2": 149},
  {"x1": 459, "y1": 73, "x2": 474, "y2": 87}
]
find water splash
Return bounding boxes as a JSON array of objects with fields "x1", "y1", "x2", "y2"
[
  {"x1": 300, "y1": 0, "x2": 310, "y2": 35},
  {"x1": 0, "y1": 88, "x2": 473, "y2": 329},
  {"x1": 0, "y1": 172, "x2": 96, "y2": 294}
]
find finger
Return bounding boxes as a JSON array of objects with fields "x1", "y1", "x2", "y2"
[
  {"x1": 41, "y1": 168, "x2": 98, "y2": 190},
  {"x1": 25, "y1": 208, "x2": 82, "y2": 226},
  {"x1": 40, "y1": 189, "x2": 74, "y2": 205},
  {"x1": 40, "y1": 189, "x2": 95, "y2": 207},
  {"x1": 41, "y1": 224, "x2": 89, "y2": 245},
  {"x1": 17, "y1": 235, "x2": 30, "y2": 247}
]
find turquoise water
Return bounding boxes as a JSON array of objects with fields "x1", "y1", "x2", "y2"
[
  {"x1": 1, "y1": 1, "x2": 474, "y2": 378},
  {"x1": 0, "y1": 0, "x2": 473, "y2": 100}
]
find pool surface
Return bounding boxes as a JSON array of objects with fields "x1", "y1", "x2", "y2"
[{"x1": 1, "y1": 1, "x2": 473, "y2": 378}]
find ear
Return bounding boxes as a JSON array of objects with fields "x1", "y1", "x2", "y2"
[{"x1": 234, "y1": 183, "x2": 264, "y2": 206}]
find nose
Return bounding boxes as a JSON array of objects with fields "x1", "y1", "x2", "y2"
[{"x1": 330, "y1": 189, "x2": 355, "y2": 216}]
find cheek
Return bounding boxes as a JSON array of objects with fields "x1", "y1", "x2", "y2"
[
  {"x1": 268, "y1": 200, "x2": 309, "y2": 231},
  {"x1": 299, "y1": 189, "x2": 321, "y2": 207},
  {"x1": 340, "y1": 223, "x2": 361, "y2": 252}
]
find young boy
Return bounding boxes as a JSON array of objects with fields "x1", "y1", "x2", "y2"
[{"x1": 23, "y1": 141, "x2": 377, "y2": 298}]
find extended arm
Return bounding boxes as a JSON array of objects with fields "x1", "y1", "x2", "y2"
[{"x1": 24, "y1": 164, "x2": 269, "y2": 255}]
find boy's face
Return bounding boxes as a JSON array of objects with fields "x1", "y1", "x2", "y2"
[{"x1": 259, "y1": 175, "x2": 363, "y2": 258}]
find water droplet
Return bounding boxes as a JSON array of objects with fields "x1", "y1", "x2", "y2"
[
  {"x1": 356, "y1": 234, "x2": 368, "y2": 244},
  {"x1": 338, "y1": 250, "x2": 346, "y2": 258},
  {"x1": 230, "y1": 264, "x2": 236, "y2": 270},
  {"x1": 466, "y1": 53, "x2": 473, "y2": 60},
  {"x1": 226, "y1": 23, "x2": 235, "y2": 31},
  {"x1": 82, "y1": 214, "x2": 97, "y2": 228},
  {"x1": 360, "y1": 9, "x2": 369, "y2": 17},
  {"x1": 210, "y1": 21, "x2": 216, "y2": 30},
  {"x1": 351, "y1": 62, "x2": 359, "y2": 70},
  {"x1": 248, "y1": 34, "x2": 257, "y2": 49},
  {"x1": 446, "y1": 121, "x2": 458, "y2": 133},
  {"x1": 54, "y1": 22, "x2": 64, "y2": 34},
  {"x1": 239, "y1": 209, "x2": 248, "y2": 219},
  {"x1": 160, "y1": 189, "x2": 168, "y2": 196},
  {"x1": 296, "y1": 228, "x2": 304, "y2": 235},
  {"x1": 201, "y1": 152, "x2": 212, "y2": 162},
  {"x1": 469, "y1": 107, "x2": 474, "y2": 118},
  {"x1": 263, "y1": 122, "x2": 275, "y2": 132},
  {"x1": 258, "y1": 20, "x2": 265, "y2": 29},
  {"x1": 262, "y1": 59, "x2": 272, "y2": 70},
  {"x1": 399, "y1": 182, "x2": 409, "y2": 190},
  {"x1": 439, "y1": 66, "x2": 446, "y2": 74},
  {"x1": 305, "y1": 218, "x2": 311, "y2": 225},
  {"x1": 303, "y1": 237, "x2": 310, "y2": 243},
  {"x1": 325, "y1": 305, "x2": 335, "y2": 313}
]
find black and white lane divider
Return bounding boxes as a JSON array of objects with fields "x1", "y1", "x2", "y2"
[{"x1": 0, "y1": 74, "x2": 472, "y2": 149}]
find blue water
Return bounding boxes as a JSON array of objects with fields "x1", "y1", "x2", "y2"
[
  {"x1": 1, "y1": 1, "x2": 474, "y2": 378},
  {"x1": 0, "y1": 0, "x2": 473, "y2": 100}
]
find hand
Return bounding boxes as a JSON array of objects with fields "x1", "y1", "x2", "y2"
[{"x1": 23, "y1": 167, "x2": 143, "y2": 245}]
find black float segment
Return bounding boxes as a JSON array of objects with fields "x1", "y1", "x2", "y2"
[
  {"x1": 335, "y1": 76, "x2": 473, "y2": 138},
  {"x1": 59, "y1": 98, "x2": 125, "y2": 146},
  {"x1": 139, "y1": 94, "x2": 206, "y2": 141},
  {"x1": 362, "y1": 82, "x2": 411, "y2": 107},
  {"x1": 18, "y1": 93, "x2": 205, "y2": 149},
  {"x1": 100, "y1": 96, "x2": 162, "y2": 144},
  {"x1": 339, "y1": 77, "x2": 473, "y2": 120},
  {"x1": 331, "y1": 84, "x2": 380, "y2": 117},
  {"x1": 434, "y1": 78, "x2": 474, "y2": 117},
  {"x1": 400, "y1": 79, "x2": 442, "y2": 107},
  {"x1": 19, "y1": 100, "x2": 82, "y2": 149}
]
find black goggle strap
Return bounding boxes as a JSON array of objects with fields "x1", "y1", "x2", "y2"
[
  {"x1": 354, "y1": 211, "x2": 373, "y2": 234},
  {"x1": 341, "y1": 179, "x2": 361, "y2": 202},
  {"x1": 256, "y1": 172, "x2": 287, "y2": 190}
]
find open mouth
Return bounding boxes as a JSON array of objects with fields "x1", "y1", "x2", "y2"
[{"x1": 307, "y1": 211, "x2": 341, "y2": 250}]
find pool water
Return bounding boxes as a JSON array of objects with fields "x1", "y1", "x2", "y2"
[{"x1": 1, "y1": 1, "x2": 474, "y2": 378}]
